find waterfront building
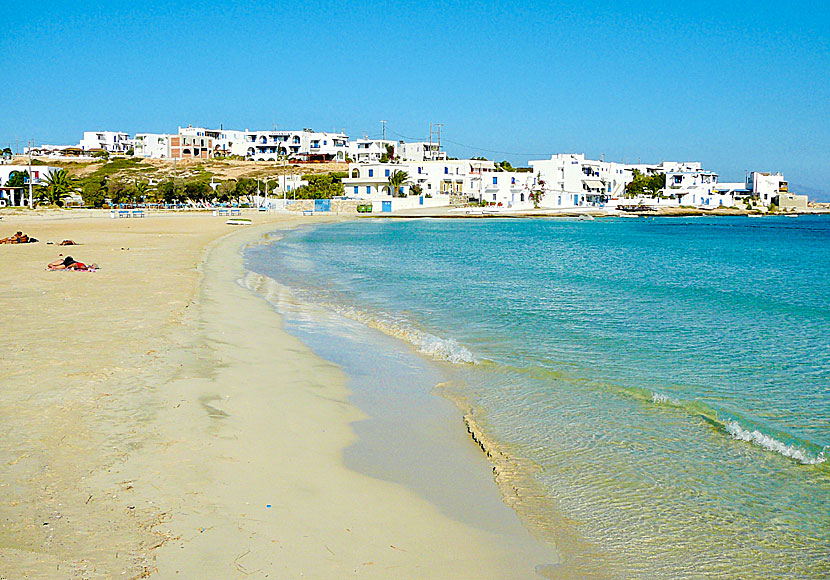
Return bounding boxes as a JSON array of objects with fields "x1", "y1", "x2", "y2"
[
  {"x1": 748, "y1": 171, "x2": 788, "y2": 205},
  {"x1": 530, "y1": 154, "x2": 624, "y2": 209},
  {"x1": 341, "y1": 159, "x2": 498, "y2": 205}
]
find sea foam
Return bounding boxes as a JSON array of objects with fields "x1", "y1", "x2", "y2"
[{"x1": 725, "y1": 420, "x2": 826, "y2": 465}]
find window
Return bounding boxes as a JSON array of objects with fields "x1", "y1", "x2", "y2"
[
  {"x1": 369, "y1": 169, "x2": 374, "y2": 177},
  {"x1": 511, "y1": 177, "x2": 515, "y2": 185},
  {"x1": 385, "y1": 169, "x2": 390, "y2": 177},
  {"x1": 418, "y1": 167, "x2": 422, "y2": 174},
  {"x1": 444, "y1": 167, "x2": 449, "y2": 174},
  {"x1": 366, "y1": 186, "x2": 371, "y2": 194},
  {"x1": 493, "y1": 177, "x2": 498, "y2": 185},
  {"x1": 493, "y1": 194, "x2": 497, "y2": 201},
  {"x1": 354, "y1": 186, "x2": 359, "y2": 194},
  {"x1": 323, "y1": 140, "x2": 327, "y2": 146}
]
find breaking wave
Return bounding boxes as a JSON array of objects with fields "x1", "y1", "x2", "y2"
[
  {"x1": 725, "y1": 420, "x2": 826, "y2": 465},
  {"x1": 240, "y1": 271, "x2": 477, "y2": 365}
]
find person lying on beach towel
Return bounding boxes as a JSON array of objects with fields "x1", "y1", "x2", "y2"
[
  {"x1": 47, "y1": 255, "x2": 98, "y2": 271},
  {"x1": 0, "y1": 231, "x2": 37, "y2": 244}
]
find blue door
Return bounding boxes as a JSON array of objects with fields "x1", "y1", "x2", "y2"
[
  {"x1": 314, "y1": 199, "x2": 331, "y2": 212},
  {"x1": 382, "y1": 201, "x2": 392, "y2": 213},
  {"x1": 574, "y1": 195, "x2": 579, "y2": 206},
  {"x1": 419, "y1": 196, "x2": 424, "y2": 205}
]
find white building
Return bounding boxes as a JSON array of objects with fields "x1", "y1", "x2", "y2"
[
  {"x1": 748, "y1": 171, "x2": 788, "y2": 205},
  {"x1": 0, "y1": 164, "x2": 60, "y2": 207},
  {"x1": 399, "y1": 141, "x2": 446, "y2": 162},
  {"x1": 134, "y1": 133, "x2": 172, "y2": 158},
  {"x1": 242, "y1": 129, "x2": 348, "y2": 162},
  {"x1": 530, "y1": 154, "x2": 626, "y2": 209},
  {"x1": 78, "y1": 131, "x2": 131, "y2": 154},
  {"x1": 348, "y1": 139, "x2": 398, "y2": 163},
  {"x1": 341, "y1": 159, "x2": 499, "y2": 203}
]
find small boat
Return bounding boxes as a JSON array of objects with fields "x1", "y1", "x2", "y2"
[
  {"x1": 578, "y1": 214, "x2": 595, "y2": 221},
  {"x1": 747, "y1": 214, "x2": 763, "y2": 218},
  {"x1": 784, "y1": 214, "x2": 798, "y2": 218},
  {"x1": 226, "y1": 218, "x2": 253, "y2": 225}
]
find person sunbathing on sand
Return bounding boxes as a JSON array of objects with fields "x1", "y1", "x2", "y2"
[{"x1": 47, "y1": 255, "x2": 97, "y2": 271}]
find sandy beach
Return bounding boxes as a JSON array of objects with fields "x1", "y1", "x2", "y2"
[{"x1": 0, "y1": 210, "x2": 556, "y2": 579}]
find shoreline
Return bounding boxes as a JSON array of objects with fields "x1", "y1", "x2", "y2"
[{"x1": 0, "y1": 210, "x2": 563, "y2": 578}]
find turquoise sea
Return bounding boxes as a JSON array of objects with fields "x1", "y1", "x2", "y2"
[{"x1": 245, "y1": 215, "x2": 829, "y2": 579}]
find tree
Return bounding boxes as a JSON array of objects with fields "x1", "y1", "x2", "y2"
[
  {"x1": 183, "y1": 179, "x2": 211, "y2": 202},
  {"x1": 409, "y1": 183, "x2": 423, "y2": 197},
  {"x1": 1, "y1": 147, "x2": 12, "y2": 159},
  {"x1": 134, "y1": 181, "x2": 149, "y2": 202},
  {"x1": 528, "y1": 173, "x2": 546, "y2": 208},
  {"x1": 385, "y1": 144, "x2": 395, "y2": 160},
  {"x1": 625, "y1": 170, "x2": 666, "y2": 198},
  {"x1": 388, "y1": 170, "x2": 409, "y2": 198},
  {"x1": 82, "y1": 179, "x2": 108, "y2": 208},
  {"x1": 6, "y1": 170, "x2": 28, "y2": 188},
  {"x1": 107, "y1": 178, "x2": 134, "y2": 204},
  {"x1": 216, "y1": 180, "x2": 237, "y2": 204},
  {"x1": 156, "y1": 180, "x2": 181, "y2": 204},
  {"x1": 290, "y1": 173, "x2": 346, "y2": 199},
  {"x1": 235, "y1": 178, "x2": 259, "y2": 204},
  {"x1": 40, "y1": 169, "x2": 76, "y2": 207}
]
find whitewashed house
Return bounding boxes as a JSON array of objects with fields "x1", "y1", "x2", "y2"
[
  {"x1": 748, "y1": 171, "x2": 788, "y2": 205},
  {"x1": 242, "y1": 129, "x2": 348, "y2": 162},
  {"x1": 78, "y1": 131, "x2": 131, "y2": 153},
  {"x1": 530, "y1": 154, "x2": 619, "y2": 209},
  {"x1": 348, "y1": 139, "x2": 398, "y2": 163},
  {"x1": 0, "y1": 164, "x2": 60, "y2": 207},
  {"x1": 134, "y1": 133, "x2": 172, "y2": 158}
]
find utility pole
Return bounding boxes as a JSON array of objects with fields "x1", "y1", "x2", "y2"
[
  {"x1": 27, "y1": 139, "x2": 33, "y2": 208},
  {"x1": 380, "y1": 120, "x2": 387, "y2": 141}
]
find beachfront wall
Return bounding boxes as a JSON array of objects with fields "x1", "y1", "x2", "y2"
[{"x1": 774, "y1": 194, "x2": 808, "y2": 211}]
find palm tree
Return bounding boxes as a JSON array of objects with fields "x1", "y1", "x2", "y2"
[
  {"x1": 134, "y1": 181, "x2": 149, "y2": 203},
  {"x1": 41, "y1": 169, "x2": 75, "y2": 207},
  {"x1": 388, "y1": 170, "x2": 409, "y2": 198}
]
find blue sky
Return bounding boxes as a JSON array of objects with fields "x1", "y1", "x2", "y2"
[{"x1": 2, "y1": 1, "x2": 828, "y2": 196}]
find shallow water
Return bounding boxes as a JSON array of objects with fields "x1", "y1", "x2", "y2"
[{"x1": 245, "y1": 216, "x2": 830, "y2": 579}]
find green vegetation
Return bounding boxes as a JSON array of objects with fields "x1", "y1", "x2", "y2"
[
  {"x1": 291, "y1": 172, "x2": 348, "y2": 199},
  {"x1": 496, "y1": 160, "x2": 515, "y2": 172},
  {"x1": 1, "y1": 147, "x2": 12, "y2": 159},
  {"x1": 6, "y1": 171, "x2": 28, "y2": 188},
  {"x1": 82, "y1": 179, "x2": 107, "y2": 208},
  {"x1": 409, "y1": 183, "x2": 423, "y2": 197},
  {"x1": 625, "y1": 170, "x2": 666, "y2": 197},
  {"x1": 38, "y1": 169, "x2": 76, "y2": 207},
  {"x1": 388, "y1": 170, "x2": 409, "y2": 197},
  {"x1": 357, "y1": 203, "x2": 373, "y2": 213},
  {"x1": 528, "y1": 173, "x2": 546, "y2": 208}
]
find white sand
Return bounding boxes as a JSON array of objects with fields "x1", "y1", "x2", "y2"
[{"x1": 0, "y1": 210, "x2": 559, "y2": 578}]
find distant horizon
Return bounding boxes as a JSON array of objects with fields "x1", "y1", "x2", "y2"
[{"x1": 2, "y1": 1, "x2": 827, "y2": 199}]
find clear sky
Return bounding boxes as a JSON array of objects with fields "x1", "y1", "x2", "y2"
[{"x1": 2, "y1": 1, "x2": 828, "y2": 196}]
